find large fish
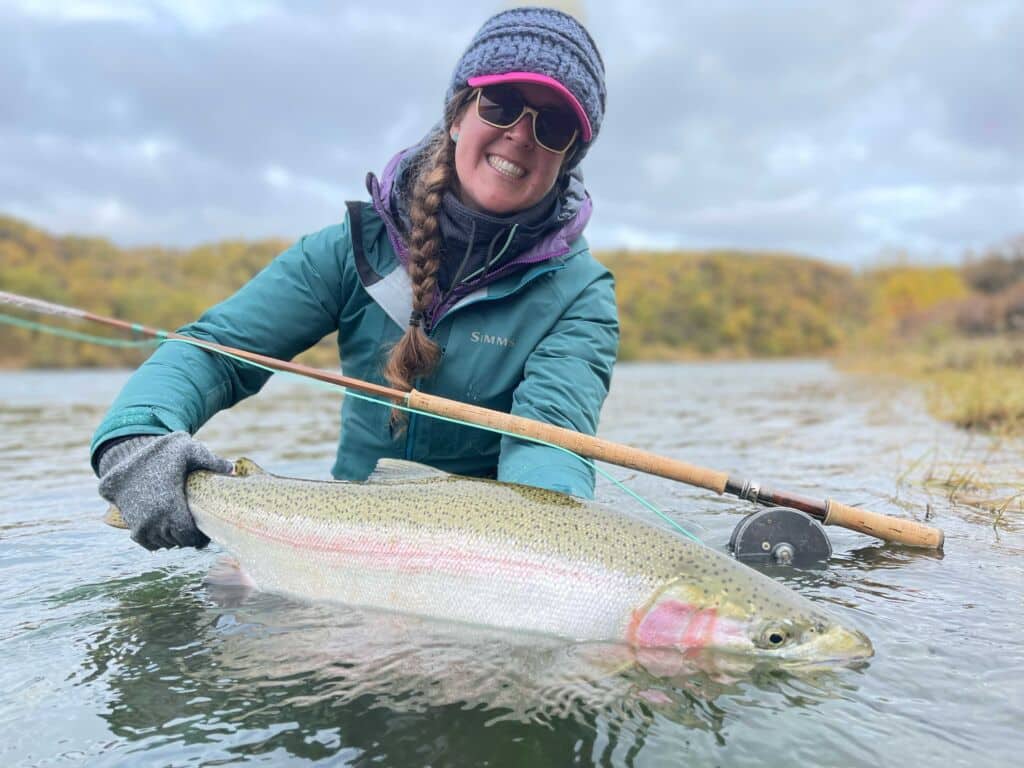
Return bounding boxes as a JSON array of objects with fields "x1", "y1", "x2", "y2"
[{"x1": 107, "y1": 458, "x2": 872, "y2": 663}]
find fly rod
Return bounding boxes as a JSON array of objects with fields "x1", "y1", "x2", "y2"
[{"x1": 0, "y1": 290, "x2": 944, "y2": 549}]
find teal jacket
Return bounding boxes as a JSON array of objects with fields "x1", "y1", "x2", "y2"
[{"x1": 90, "y1": 202, "x2": 619, "y2": 497}]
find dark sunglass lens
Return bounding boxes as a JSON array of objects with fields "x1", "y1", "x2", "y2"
[
  {"x1": 535, "y1": 108, "x2": 577, "y2": 151},
  {"x1": 478, "y1": 87, "x2": 524, "y2": 126}
]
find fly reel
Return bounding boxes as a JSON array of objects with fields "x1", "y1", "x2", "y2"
[{"x1": 728, "y1": 507, "x2": 832, "y2": 567}]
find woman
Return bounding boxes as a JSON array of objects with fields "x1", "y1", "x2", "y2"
[{"x1": 92, "y1": 7, "x2": 618, "y2": 551}]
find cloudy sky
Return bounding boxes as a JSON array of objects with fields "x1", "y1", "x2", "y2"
[{"x1": 2, "y1": 0, "x2": 1021, "y2": 264}]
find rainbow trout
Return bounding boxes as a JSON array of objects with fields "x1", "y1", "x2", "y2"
[{"x1": 107, "y1": 458, "x2": 872, "y2": 662}]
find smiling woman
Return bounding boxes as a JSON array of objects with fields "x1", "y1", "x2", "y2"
[
  {"x1": 89, "y1": 6, "x2": 619, "y2": 553},
  {"x1": 451, "y1": 84, "x2": 580, "y2": 213}
]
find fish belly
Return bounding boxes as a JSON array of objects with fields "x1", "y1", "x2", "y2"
[{"x1": 195, "y1": 510, "x2": 656, "y2": 642}]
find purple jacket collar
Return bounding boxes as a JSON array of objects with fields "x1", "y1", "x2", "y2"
[{"x1": 366, "y1": 147, "x2": 593, "y2": 326}]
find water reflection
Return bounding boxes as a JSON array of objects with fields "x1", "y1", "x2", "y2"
[
  {"x1": 60, "y1": 559, "x2": 867, "y2": 765},
  {"x1": 839, "y1": 545, "x2": 946, "y2": 570}
]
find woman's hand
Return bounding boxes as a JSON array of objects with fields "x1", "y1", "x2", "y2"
[{"x1": 97, "y1": 432, "x2": 234, "y2": 550}]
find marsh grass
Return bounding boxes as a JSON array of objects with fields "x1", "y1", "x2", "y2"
[
  {"x1": 898, "y1": 441, "x2": 1024, "y2": 530},
  {"x1": 925, "y1": 365, "x2": 1024, "y2": 433},
  {"x1": 843, "y1": 337, "x2": 1024, "y2": 437},
  {"x1": 845, "y1": 337, "x2": 1024, "y2": 528}
]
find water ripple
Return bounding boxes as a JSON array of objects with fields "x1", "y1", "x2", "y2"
[{"x1": 1, "y1": 364, "x2": 1022, "y2": 767}]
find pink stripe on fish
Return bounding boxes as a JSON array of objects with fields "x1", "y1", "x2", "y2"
[{"x1": 220, "y1": 518, "x2": 595, "y2": 584}]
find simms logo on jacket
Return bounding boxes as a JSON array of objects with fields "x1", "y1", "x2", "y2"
[{"x1": 470, "y1": 330, "x2": 516, "y2": 347}]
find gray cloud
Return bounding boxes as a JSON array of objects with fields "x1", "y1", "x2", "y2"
[{"x1": 1, "y1": 0, "x2": 1021, "y2": 263}]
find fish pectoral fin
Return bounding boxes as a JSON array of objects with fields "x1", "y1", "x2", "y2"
[
  {"x1": 205, "y1": 556, "x2": 258, "y2": 607},
  {"x1": 368, "y1": 458, "x2": 452, "y2": 483}
]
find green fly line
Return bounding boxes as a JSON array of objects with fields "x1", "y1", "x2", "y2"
[
  {"x1": 0, "y1": 313, "x2": 161, "y2": 348},
  {"x1": 158, "y1": 338, "x2": 704, "y2": 544},
  {"x1": 0, "y1": 310, "x2": 702, "y2": 543}
]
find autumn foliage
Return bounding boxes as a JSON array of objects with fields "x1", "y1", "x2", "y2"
[{"x1": 1, "y1": 214, "x2": 1021, "y2": 371}]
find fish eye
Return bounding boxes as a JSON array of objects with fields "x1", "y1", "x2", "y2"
[{"x1": 756, "y1": 625, "x2": 791, "y2": 650}]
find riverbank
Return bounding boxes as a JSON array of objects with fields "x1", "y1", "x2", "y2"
[{"x1": 841, "y1": 337, "x2": 1024, "y2": 437}]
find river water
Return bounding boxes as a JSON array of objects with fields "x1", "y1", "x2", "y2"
[{"x1": 1, "y1": 362, "x2": 1021, "y2": 767}]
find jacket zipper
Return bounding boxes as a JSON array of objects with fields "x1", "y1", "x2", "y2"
[{"x1": 435, "y1": 262, "x2": 567, "y2": 325}]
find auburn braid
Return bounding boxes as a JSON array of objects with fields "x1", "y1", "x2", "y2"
[{"x1": 383, "y1": 90, "x2": 470, "y2": 403}]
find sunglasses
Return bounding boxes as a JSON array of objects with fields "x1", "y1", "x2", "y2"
[{"x1": 473, "y1": 85, "x2": 580, "y2": 155}]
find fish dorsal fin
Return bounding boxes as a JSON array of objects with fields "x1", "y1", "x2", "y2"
[
  {"x1": 233, "y1": 458, "x2": 268, "y2": 477},
  {"x1": 368, "y1": 458, "x2": 451, "y2": 483}
]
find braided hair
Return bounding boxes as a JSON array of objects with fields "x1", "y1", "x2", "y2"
[{"x1": 383, "y1": 89, "x2": 471, "y2": 409}]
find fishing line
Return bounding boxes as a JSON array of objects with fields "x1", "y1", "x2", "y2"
[
  {"x1": 158, "y1": 338, "x2": 704, "y2": 543},
  {"x1": 0, "y1": 313, "x2": 161, "y2": 348},
  {"x1": 0, "y1": 309, "x2": 702, "y2": 543}
]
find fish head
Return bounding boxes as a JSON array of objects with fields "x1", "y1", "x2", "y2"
[{"x1": 629, "y1": 561, "x2": 873, "y2": 664}]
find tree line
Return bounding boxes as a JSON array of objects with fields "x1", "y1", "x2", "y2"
[{"x1": 1, "y1": 214, "x2": 1021, "y2": 368}]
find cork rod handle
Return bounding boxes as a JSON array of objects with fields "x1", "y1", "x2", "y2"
[{"x1": 825, "y1": 499, "x2": 944, "y2": 549}]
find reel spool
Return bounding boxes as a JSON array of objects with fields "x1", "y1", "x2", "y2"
[{"x1": 728, "y1": 507, "x2": 832, "y2": 567}]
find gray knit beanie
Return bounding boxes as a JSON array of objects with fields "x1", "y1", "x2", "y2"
[{"x1": 446, "y1": 7, "x2": 606, "y2": 166}]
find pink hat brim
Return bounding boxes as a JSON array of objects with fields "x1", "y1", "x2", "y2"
[{"x1": 467, "y1": 72, "x2": 592, "y2": 143}]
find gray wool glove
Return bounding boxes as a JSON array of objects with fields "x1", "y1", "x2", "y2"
[{"x1": 97, "y1": 432, "x2": 234, "y2": 551}]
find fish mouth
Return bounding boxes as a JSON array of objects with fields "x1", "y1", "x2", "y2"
[
  {"x1": 770, "y1": 625, "x2": 875, "y2": 665},
  {"x1": 699, "y1": 619, "x2": 874, "y2": 666}
]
